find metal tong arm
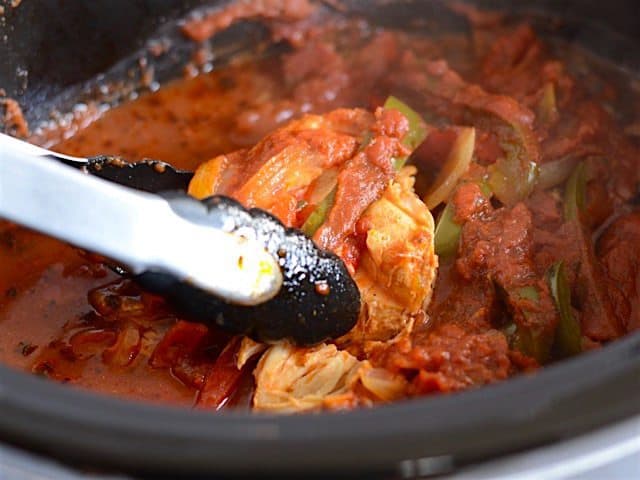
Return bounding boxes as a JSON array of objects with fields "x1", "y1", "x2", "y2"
[
  {"x1": 0, "y1": 133, "x2": 283, "y2": 306},
  {"x1": 0, "y1": 131, "x2": 88, "y2": 164}
]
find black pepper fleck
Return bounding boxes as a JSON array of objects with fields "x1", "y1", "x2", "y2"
[{"x1": 18, "y1": 341, "x2": 37, "y2": 356}]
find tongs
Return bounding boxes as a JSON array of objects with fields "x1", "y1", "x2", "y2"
[{"x1": 0, "y1": 133, "x2": 360, "y2": 345}]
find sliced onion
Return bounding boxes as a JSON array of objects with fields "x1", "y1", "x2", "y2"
[
  {"x1": 537, "y1": 156, "x2": 579, "y2": 191},
  {"x1": 537, "y1": 82, "x2": 559, "y2": 125},
  {"x1": 360, "y1": 367, "x2": 407, "y2": 402},
  {"x1": 69, "y1": 328, "x2": 117, "y2": 360},
  {"x1": 102, "y1": 325, "x2": 142, "y2": 367},
  {"x1": 306, "y1": 168, "x2": 338, "y2": 206},
  {"x1": 236, "y1": 336, "x2": 267, "y2": 369},
  {"x1": 423, "y1": 127, "x2": 476, "y2": 210}
]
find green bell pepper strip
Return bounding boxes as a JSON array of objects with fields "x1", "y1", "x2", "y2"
[
  {"x1": 516, "y1": 285, "x2": 539, "y2": 302},
  {"x1": 507, "y1": 285, "x2": 552, "y2": 363},
  {"x1": 562, "y1": 162, "x2": 616, "y2": 348},
  {"x1": 563, "y1": 162, "x2": 587, "y2": 222},
  {"x1": 301, "y1": 187, "x2": 336, "y2": 237},
  {"x1": 384, "y1": 96, "x2": 428, "y2": 170},
  {"x1": 383, "y1": 96, "x2": 429, "y2": 152},
  {"x1": 301, "y1": 96, "x2": 427, "y2": 236},
  {"x1": 504, "y1": 265, "x2": 581, "y2": 363},
  {"x1": 433, "y1": 180, "x2": 491, "y2": 259},
  {"x1": 512, "y1": 325, "x2": 552, "y2": 364},
  {"x1": 433, "y1": 203, "x2": 462, "y2": 259},
  {"x1": 548, "y1": 261, "x2": 582, "y2": 356}
]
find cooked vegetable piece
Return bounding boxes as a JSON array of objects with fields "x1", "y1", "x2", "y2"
[
  {"x1": 572, "y1": 221, "x2": 623, "y2": 340},
  {"x1": 393, "y1": 157, "x2": 407, "y2": 171},
  {"x1": 397, "y1": 58, "x2": 541, "y2": 168},
  {"x1": 149, "y1": 320, "x2": 232, "y2": 389},
  {"x1": 478, "y1": 181, "x2": 493, "y2": 197},
  {"x1": 537, "y1": 156, "x2": 579, "y2": 191},
  {"x1": 564, "y1": 162, "x2": 587, "y2": 221},
  {"x1": 548, "y1": 262, "x2": 582, "y2": 356},
  {"x1": 433, "y1": 179, "x2": 491, "y2": 260},
  {"x1": 236, "y1": 336, "x2": 268, "y2": 369},
  {"x1": 512, "y1": 325, "x2": 551, "y2": 363},
  {"x1": 500, "y1": 284, "x2": 553, "y2": 363},
  {"x1": 300, "y1": 169, "x2": 338, "y2": 236},
  {"x1": 102, "y1": 324, "x2": 142, "y2": 367},
  {"x1": 306, "y1": 168, "x2": 339, "y2": 206},
  {"x1": 424, "y1": 127, "x2": 475, "y2": 209},
  {"x1": 434, "y1": 203, "x2": 461, "y2": 259},
  {"x1": 502, "y1": 285, "x2": 555, "y2": 363},
  {"x1": 488, "y1": 141, "x2": 538, "y2": 206},
  {"x1": 196, "y1": 336, "x2": 245, "y2": 410},
  {"x1": 383, "y1": 96, "x2": 429, "y2": 151},
  {"x1": 561, "y1": 162, "x2": 622, "y2": 340},
  {"x1": 188, "y1": 155, "x2": 228, "y2": 200},
  {"x1": 149, "y1": 320, "x2": 210, "y2": 369},
  {"x1": 516, "y1": 285, "x2": 539, "y2": 301},
  {"x1": 537, "y1": 82, "x2": 559, "y2": 125},
  {"x1": 301, "y1": 186, "x2": 336, "y2": 236}
]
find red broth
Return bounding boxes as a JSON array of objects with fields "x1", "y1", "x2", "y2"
[{"x1": 2, "y1": 14, "x2": 640, "y2": 411}]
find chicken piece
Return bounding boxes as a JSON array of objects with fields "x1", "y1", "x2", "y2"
[
  {"x1": 252, "y1": 342, "x2": 407, "y2": 412},
  {"x1": 188, "y1": 109, "x2": 374, "y2": 227},
  {"x1": 340, "y1": 167, "x2": 438, "y2": 352}
]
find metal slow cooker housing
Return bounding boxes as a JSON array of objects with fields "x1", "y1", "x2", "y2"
[{"x1": 0, "y1": 0, "x2": 639, "y2": 476}]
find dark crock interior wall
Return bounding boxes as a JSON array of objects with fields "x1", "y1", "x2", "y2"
[{"x1": 1, "y1": 0, "x2": 638, "y2": 120}]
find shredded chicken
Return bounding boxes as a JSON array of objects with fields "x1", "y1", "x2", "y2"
[
  {"x1": 252, "y1": 342, "x2": 407, "y2": 412},
  {"x1": 340, "y1": 166, "x2": 437, "y2": 353}
]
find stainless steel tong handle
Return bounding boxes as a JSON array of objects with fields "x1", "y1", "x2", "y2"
[{"x1": 0, "y1": 133, "x2": 283, "y2": 306}]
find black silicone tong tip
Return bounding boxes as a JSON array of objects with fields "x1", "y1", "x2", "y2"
[
  {"x1": 58, "y1": 155, "x2": 194, "y2": 193},
  {"x1": 136, "y1": 194, "x2": 361, "y2": 345}
]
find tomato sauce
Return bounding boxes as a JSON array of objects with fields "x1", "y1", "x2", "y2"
[{"x1": 2, "y1": 6, "x2": 640, "y2": 410}]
